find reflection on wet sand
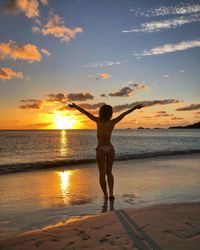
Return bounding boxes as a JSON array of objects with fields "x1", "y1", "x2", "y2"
[
  {"x1": 58, "y1": 170, "x2": 73, "y2": 205},
  {"x1": 56, "y1": 168, "x2": 97, "y2": 207}
]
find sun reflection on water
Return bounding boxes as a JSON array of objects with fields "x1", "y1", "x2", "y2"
[{"x1": 60, "y1": 130, "x2": 68, "y2": 157}]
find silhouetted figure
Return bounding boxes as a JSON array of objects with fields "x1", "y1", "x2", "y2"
[{"x1": 68, "y1": 103, "x2": 143, "y2": 200}]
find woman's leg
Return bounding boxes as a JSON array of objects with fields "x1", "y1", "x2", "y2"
[
  {"x1": 106, "y1": 150, "x2": 115, "y2": 198},
  {"x1": 96, "y1": 150, "x2": 108, "y2": 198}
]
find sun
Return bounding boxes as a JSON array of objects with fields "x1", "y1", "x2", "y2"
[{"x1": 54, "y1": 113, "x2": 77, "y2": 129}]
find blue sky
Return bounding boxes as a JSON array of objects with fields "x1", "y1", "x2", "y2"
[{"x1": 0, "y1": 0, "x2": 199, "y2": 129}]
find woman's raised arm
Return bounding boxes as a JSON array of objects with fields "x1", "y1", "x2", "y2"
[
  {"x1": 112, "y1": 104, "x2": 143, "y2": 124},
  {"x1": 68, "y1": 103, "x2": 98, "y2": 122}
]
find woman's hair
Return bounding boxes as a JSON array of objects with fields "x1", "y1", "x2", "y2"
[{"x1": 99, "y1": 105, "x2": 113, "y2": 122}]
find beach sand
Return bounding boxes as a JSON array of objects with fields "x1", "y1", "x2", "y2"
[{"x1": 0, "y1": 202, "x2": 200, "y2": 250}]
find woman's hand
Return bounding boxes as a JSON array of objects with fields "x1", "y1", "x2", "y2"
[
  {"x1": 68, "y1": 103, "x2": 76, "y2": 108},
  {"x1": 135, "y1": 104, "x2": 144, "y2": 109}
]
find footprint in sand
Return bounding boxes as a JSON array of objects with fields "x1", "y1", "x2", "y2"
[
  {"x1": 75, "y1": 229, "x2": 90, "y2": 240},
  {"x1": 99, "y1": 234, "x2": 116, "y2": 246}
]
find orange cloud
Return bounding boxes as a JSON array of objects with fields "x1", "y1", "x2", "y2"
[
  {"x1": 98, "y1": 73, "x2": 110, "y2": 79},
  {"x1": 0, "y1": 67, "x2": 23, "y2": 80},
  {"x1": 0, "y1": 41, "x2": 42, "y2": 62},
  {"x1": 33, "y1": 11, "x2": 83, "y2": 43},
  {"x1": 88, "y1": 73, "x2": 111, "y2": 80},
  {"x1": 4, "y1": 0, "x2": 39, "y2": 18}
]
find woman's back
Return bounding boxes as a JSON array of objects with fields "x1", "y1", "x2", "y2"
[{"x1": 97, "y1": 120, "x2": 114, "y2": 146}]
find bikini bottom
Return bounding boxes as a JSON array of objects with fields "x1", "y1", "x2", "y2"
[{"x1": 96, "y1": 145, "x2": 115, "y2": 155}]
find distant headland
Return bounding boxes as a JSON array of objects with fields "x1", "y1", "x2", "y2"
[{"x1": 169, "y1": 122, "x2": 200, "y2": 129}]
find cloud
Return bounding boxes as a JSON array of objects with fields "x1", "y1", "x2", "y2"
[
  {"x1": 68, "y1": 92, "x2": 94, "y2": 101},
  {"x1": 19, "y1": 92, "x2": 95, "y2": 111},
  {"x1": 176, "y1": 103, "x2": 200, "y2": 111},
  {"x1": 47, "y1": 93, "x2": 67, "y2": 103},
  {"x1": 156, "y1": 111, "x2": 167, "y2": 114},
  {"x1": 41, "y1": 48, "x2": 51, "y2": 56},
  {"x1": 109, "y1": 86, "x2": 135, "y2": 97},
  {"x1": 134, "y1": 39, "x2": 200, "y2": 57},
  {"x1": 34, "y1": 18, "x2": 41, "y2": 25},
  {"x1": 84, "y1": 60, "x2": 128, "y2": 67},
  {"x1": 98, "y1": 73, "x2": 111, "y2": 79},
  {"x1": 162, "y1": 74, "x2": 170, "y2": 79},
  {"x1": 122, "y1": 14, "x2": 200, "y2": 33},
  {"x1": 88, "y1": 73, "x2": 111, "y2": 80},
  {"x1": 4, "y1": 0, "x2": 39, "y2": 18},
  {"x1": 171, "y1": 117, "x2": 183, "y2": 120},
  {"x1": 34, "y1": 11, "x2": 83, "y2": 43},
  {"x1": 0, "y1": 67, "x2": 23, "y2": 80},
  {"x1": 155, "y1": 111, "x2": 173, "y2": 117},
  {"x1": 131, "y1": 4, "x2": 200, "y2": 17},
  {"x1": 113, "y1": 99, "x2": 180, "y2": 112},
  {"x1": 47, "y1": 92, "x2": 94, "y2": 103},
  {"x1": 0, "y1": 41, "x2": 42, "y2": 62},
  {"x1": 19, "y1": 99, "x2": 42, "y2": 110},
  {"x1": 79, "y1": 102, "x2": 105, "y2": 110},
  {"x1": 32, "y1": 26, "x2": 41, "y2": 33},
  {"x1": 109, "y1": 82, "x2": 148, "y2": 97},
  {"x1": 59, "y1": 102, "x2": 105, "y2": 111},
  {"x1": 40, "y1": 0, "x2": 48, "y2": 5}
]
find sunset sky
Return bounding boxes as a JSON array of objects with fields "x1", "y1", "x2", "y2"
[{"x1": 0, "y1": 0, "x2": 200, "y2": 129}]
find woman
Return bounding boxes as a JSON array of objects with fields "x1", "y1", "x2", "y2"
[{"x1": 68, "y1": 103, "x2": 143, "y2": 199}]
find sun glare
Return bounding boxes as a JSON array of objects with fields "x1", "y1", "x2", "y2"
[{"x1": 54, "y1": 113, "x2": 77, "y2": 129}]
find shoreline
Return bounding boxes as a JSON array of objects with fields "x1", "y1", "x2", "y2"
[
  {"x1": 0, "y1": 202, "x2": 200, "y2": 249},
  {"x1": 1, "y1": 149, "x2": 200, "y2": 175}
]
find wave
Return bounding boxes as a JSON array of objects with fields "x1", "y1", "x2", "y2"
[{"x1": 0, "y1": 149, "x2": 200, "y2": 175}]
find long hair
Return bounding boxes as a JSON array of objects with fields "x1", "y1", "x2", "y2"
[{"x1": 99, "y1": 105, "x2": 113, "y2": 122}]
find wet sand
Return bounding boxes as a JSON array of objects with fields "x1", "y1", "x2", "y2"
[
  {"x1": 0, "y1": 153, "x2": 200, "y2": 247},
  {"x1": 0, "y1": 202, "x2": 200, "y2": 250}
]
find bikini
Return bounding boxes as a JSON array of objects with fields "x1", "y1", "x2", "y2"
[{"x1": 96, "y1": 144, "x2": 115, "y2": 155}]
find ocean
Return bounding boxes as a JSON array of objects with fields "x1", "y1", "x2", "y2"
[{"x1": 0, "y1": 129, "x2": 200, "y2": 174}]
